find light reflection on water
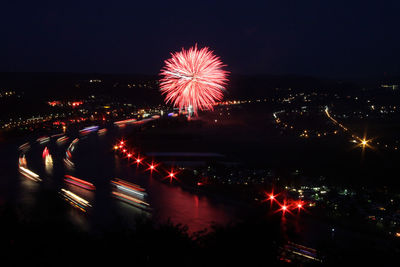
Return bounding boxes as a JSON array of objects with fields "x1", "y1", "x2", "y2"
[
  {"x1": 12, "y1": 126, "x2": 240, "y2": 233},
  {"x1": 64, "y1": 183, "x2": 95, "y2": 203},
  {"x1": 19, "y1": 173, "x2": 40, "y2": 204},
  {"x1": 44, "y1": 155, "x2": 53, "y2": 175},
  {"x1": 113, "y1": 160, "x2": 236, "y2": 233},
  {"x1": 67, "y1": 207, "x2": 90, "y2": 231}
]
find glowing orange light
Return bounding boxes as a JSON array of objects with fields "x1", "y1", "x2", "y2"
[
  {"x1": 114, "y1": 145, "x2": 119, "y2": 150},
  {"x1": 361, "y1": 139, "x2": 367, "y2": 146}
]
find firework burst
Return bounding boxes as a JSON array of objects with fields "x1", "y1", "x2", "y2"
[{"x1": 160, "y1": 45, "x2": 228, "y2": 116}]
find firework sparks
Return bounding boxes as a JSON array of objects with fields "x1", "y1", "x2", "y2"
[{"x1": 160, "y1": 45, "x2": 229, "y2": 116}]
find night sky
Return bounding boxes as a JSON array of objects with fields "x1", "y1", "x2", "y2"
[{"x1": 1, "y1": 1, "x2": 399, "y2": 78}]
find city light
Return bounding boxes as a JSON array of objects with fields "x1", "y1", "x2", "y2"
[
  {"x1": 356, "y1": 135, "x2": 374, "y2": 151},
  {"x1": 361, "y1": 139, "x2": 367, "y2": 146},
  {"x1": 42, "y1": 147, "x2": 49, "y2": 158},
  {"x1": 146, "y1": 161, "x2": 159, "y2": 173},
  {"x1": 295, "y1": 200, "x2": 306, "y2": 213},
  {"x1": 263, "y1": 191, "x2": 279, "y2": 204},
  {"x1": 277, "y1": 201, "x2": 292, "y2": 215},
  {"x1": 164, "y1": 168, "x2": 178, "y2": 183},
  {"x1": 134, "y1": 155, "x2": 144, "y2": 166}
]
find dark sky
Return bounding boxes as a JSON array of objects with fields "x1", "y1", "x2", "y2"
[{"x1": 0, "y1": 0, "x2": 399, "y2": 78}]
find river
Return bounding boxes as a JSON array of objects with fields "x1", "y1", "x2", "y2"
[{"x1": 0, "y1": 124, "x2": 241, "y2": 234}]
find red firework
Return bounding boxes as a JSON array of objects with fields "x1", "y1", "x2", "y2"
[{"x1": 160, "y1": 45, "x2": 228, "y2": 116}]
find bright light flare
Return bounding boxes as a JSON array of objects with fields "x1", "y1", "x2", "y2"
[
  {"x1": 278, "y1": 204, "x2": 290, "y2": 215},
  {"x1": 276, "y1": 201, "x2": 292, "y2": 216},
  {"x1": 146, "y1": 161, "x2": 159, "y2": 173},
  {"x1": 356, "y1": 136, "x2": 374, "y2": 150},
  {"x1": 295, "y1": 200, "x2": 306, "y2": 213},
  {"x1": 160, "y1": 45, "x2": 229, "y2": 116},
  {"x1": 361, "y1": 140, "x2": 367, "y2": 146},
  {"x1": 163, "y1": 168, "x2": 178, "y2": 183},
  {"x1": 262, "y1": 191, "x2": 279, "y2": 205},
  {"x1": 134, "y1": 155, "x2": 144, "y2": 166}
]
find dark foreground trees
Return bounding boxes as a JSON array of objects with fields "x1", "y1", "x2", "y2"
[{"x1": 0, "y1": 191, "x2": 399, "y2": 266}]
